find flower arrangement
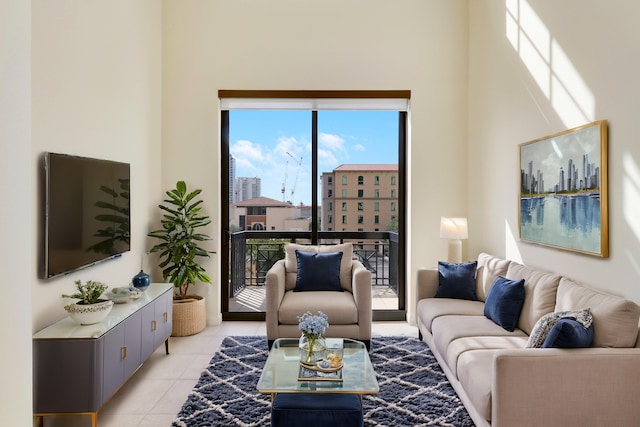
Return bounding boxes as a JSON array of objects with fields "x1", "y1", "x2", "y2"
[{"x1": 298, "y1": 311, "x2": 329, "y2": 364}]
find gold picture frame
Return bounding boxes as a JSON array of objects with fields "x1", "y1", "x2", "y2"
[{"x1": 519, "y1": 120, "x2": 608, "y2": 257}]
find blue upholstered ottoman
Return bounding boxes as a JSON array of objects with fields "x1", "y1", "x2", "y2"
[{"x1": 271, "y1": 393, "x2": 364, "y2": 427}]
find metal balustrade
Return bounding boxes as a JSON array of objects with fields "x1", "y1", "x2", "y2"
[{"x1": 230, "y1": 231, "x2": 399, "y2": 300}]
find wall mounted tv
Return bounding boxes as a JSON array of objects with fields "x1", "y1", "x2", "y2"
[{"x1": 43, "y1": 153, "x2": 130, "y2": 279}]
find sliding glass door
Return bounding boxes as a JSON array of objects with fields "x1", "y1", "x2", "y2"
[
  {"x1": 220, "y1": 92, "x2": 408, "y2": 321},
  {"x1": 317, "y1": 111, "x2": 401, "y2": 313}
]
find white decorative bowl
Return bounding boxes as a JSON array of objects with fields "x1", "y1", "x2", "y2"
[
  {"x1": 64, "y1": 300, "x2": 114, "y2": 325},
  {"x1": 107, "y1": 288, "x2": 142, "y2": 304}
]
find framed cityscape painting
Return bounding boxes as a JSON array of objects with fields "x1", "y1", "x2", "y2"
[{"x1": 519, "y1": 120, "x2": 608, "y2": 257}]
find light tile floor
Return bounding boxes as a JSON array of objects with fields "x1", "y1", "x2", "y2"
[{"x1": 38, "y1": 321, "x2": 418, "y2": 427}]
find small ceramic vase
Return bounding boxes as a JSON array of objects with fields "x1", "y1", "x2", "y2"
[{"x1": 132, "y1": 270, "x2": 151, "y2": 292}]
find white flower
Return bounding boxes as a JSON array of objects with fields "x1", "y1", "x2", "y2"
[{"x1": 297, "y1": 311, "x2": 329, "y2": 337}]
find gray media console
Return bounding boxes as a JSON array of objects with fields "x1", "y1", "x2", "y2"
[{"x1": 33, "y1": 283, "x2": 173, "y2": 426}]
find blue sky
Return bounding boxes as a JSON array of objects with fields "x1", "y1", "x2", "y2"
[{"x1": 229, "y1": 110, "x2": 399, "y2": 205}]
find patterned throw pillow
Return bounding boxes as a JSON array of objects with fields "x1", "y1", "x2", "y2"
[{"x1": 526, "y1": 308, "x2": 593, "y2": 348}]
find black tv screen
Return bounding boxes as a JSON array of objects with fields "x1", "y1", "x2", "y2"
[{"x1": 44, "y1": 153, "x2": 130, "y2": 279}]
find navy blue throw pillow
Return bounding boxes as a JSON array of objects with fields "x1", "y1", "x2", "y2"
[
  {"x1": 294, "y1": 250, "x2": 343, "y2": 292},
  {"x1": 542, "y1": 318, "x2": 594, "y2": 348},
  {"x1": 484, "y1": 276, "x2": 525, "y2": 331},
  {"x1": 436, "y1": 261, "x2": 478, "y2": 300}
]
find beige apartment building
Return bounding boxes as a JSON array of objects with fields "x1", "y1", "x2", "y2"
[
  {"x1": 321, "y1": 164, "x2": 398, "y2": 232},
  {"x1": 230, "y1": 196, "x2": 312, "y2": 231}
]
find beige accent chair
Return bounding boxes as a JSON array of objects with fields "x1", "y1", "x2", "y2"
[{"x1": 265, "y1": 243, "x2": 372, "y2": 349}]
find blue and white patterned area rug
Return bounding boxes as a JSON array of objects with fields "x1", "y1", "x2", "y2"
[{"x1": 172, "y1": 336, "x2": 474, "y2": 427}]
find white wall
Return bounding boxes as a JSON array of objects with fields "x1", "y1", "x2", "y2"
[
  {"x1": 24, "y1": 0, "x2": 640, "y2": 364},
  {"x1": 468, "y1": 0, "x2": 640, "y2": 303},
  {"x1": 0, "y1": 0, "x2": 33, "y2": 424},
  {"x1": 31, "y1": 0, "x2": 162, "y2": 332},
  {"x1": 15, "y1": 1, "x2": 640, "y2": 421},
  {"x1": 162, "y1": 0, "x2": 470, "y2": 324}
]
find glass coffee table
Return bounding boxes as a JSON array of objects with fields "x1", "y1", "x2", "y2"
[{"x1": 257, "y1": 338, "x2": 379, "y2": 398}]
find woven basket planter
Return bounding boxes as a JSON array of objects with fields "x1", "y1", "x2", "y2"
[{"x1": 172, "y1": 295, "x2": 206, "y2": 337}]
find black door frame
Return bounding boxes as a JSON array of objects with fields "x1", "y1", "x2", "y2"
[{"x1": 219, "y1": 90, "x2": 410, "y2": 322}]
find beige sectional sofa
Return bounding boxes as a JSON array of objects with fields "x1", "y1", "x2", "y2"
[{"x1": 416, "y1": 252, "x2": 640, "y2": 427}]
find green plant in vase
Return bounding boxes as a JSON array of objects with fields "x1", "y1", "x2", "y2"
[
  {"x1": 61, "y1": 280, "x2": 113, "y2": 325},
  {"x1": 62, "y1": 280, "x2": 108, "y2": 305},
  {"x1": 147, "y1": 181, "x2": 213, "y2": 299}
]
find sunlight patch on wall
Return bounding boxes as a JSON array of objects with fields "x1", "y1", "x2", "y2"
[
  {"x1": 623, "y1": 153, "x2": 640, "y2": 278},
  {"x1": 623, "y1": 153, "x2": 640, "y2": 242},
  {"x1": 505, "y1": 219, "x2": 523, "y2": 263},
  {"x1": 506, "y1": 0, "x2": 595, "y2": 128}
]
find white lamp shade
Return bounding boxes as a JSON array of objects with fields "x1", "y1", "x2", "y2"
[{"x1": 440, "y1": 217, "x2": 468, "y2": 240}]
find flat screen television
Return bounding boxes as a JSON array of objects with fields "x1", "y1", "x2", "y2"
[{"x1": 43, "y1": 152, "x2": 130, "y2": 279}]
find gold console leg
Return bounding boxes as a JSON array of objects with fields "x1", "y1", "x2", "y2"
[{"x1": 34, "y1": 412, "x2": 98, "y2": 427}]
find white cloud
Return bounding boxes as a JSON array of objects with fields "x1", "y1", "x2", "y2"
[
  {"x1": 318, "y1": 148, "x2": 338, "y2": 166},
  {"x1": 234, "y1": 157, "x2": 256, "y2": 170},
  {"x1": 318, "y1": 133, "x2": 348, "y2": 167},
  {"x1": 353, "y1": 144, "x2": 366, "y2": 152},
  {"x1": 230, "y1": 140, "x2": 273, "y2": 175},
  {"x1": 276, "y1": 136, "x2": 312, "y2": 167},
  {"x1": 232, "y1": 140, "x2": 264, "y2": 162},
  {"x1": 319, "y1": 133, "x2": 345, "y2": 151},
  {"x1": 275, "y1": 136, "x2": 298, "y2": 157}
]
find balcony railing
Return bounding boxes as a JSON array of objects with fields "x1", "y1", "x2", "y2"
[{"x1": 230, "y1": 231, "x2": 399, "y2": 298}]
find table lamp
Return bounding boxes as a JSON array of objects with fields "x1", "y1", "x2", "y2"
[{"x1": 440, "y1": 217, "x2": 468, "y2": 263}]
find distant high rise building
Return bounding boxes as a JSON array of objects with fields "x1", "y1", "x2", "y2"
[
  {"x1": 235, "y1": 177, "x2": 261, "y2": 202},
  {"x1": 229, "y1": 155, "x2": 236, "y2": 204}
]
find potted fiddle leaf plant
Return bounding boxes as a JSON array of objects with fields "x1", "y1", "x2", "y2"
[{"x1": 148, "y1": 181, "x2": 213, "y2": 336}]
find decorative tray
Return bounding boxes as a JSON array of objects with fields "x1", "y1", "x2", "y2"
[
  {"x1": 300, "y1": 360, "x2": 344, "y2": 372},
  {"x1": 106, "y1": 288, "x2": 142, "y2": 304},
  {"x1": 298, "y1": 361, "x2": 344, "y2": 382}
]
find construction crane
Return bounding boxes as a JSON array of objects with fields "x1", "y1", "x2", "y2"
[
  {"x1": 286, "y1": 152, "x2": 303, "y2": 203},
  {"x1": 281, "y1": 160, "x2": 288, "y2": 202}
]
